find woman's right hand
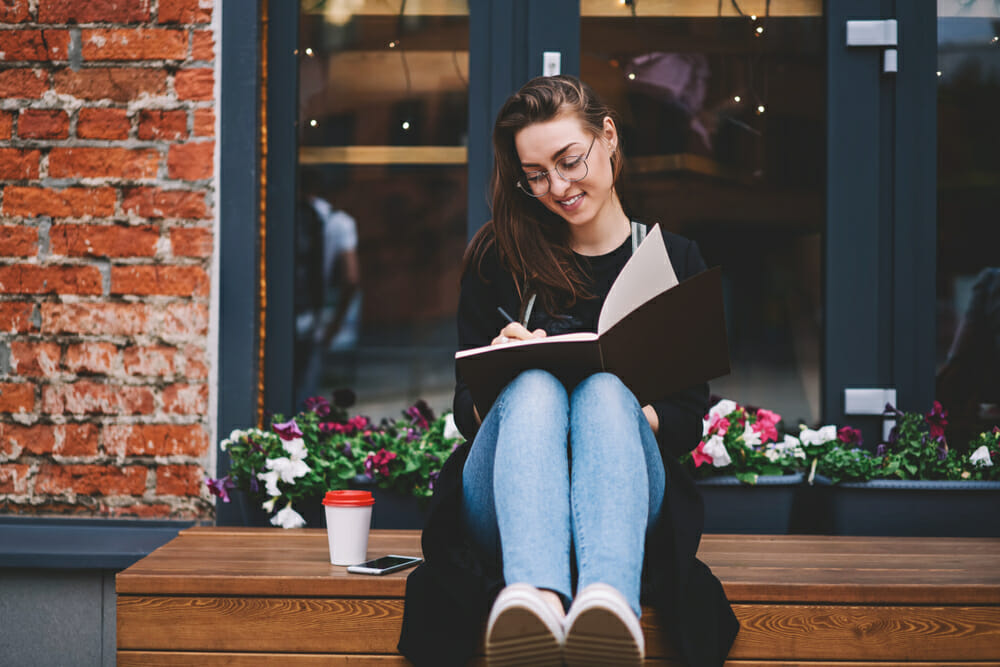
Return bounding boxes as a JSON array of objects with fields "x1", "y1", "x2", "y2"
[{"x1": 491, "y1": 322, "x2": 547, "y2": 346}]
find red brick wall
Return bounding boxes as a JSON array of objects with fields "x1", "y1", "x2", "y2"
[{"x1": 0, "y1": 0, "x2": 216, "y2": 520}]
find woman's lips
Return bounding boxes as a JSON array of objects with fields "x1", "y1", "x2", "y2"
[{"x1": 556, "y1": 192, "x2": 584, "y2": 211}]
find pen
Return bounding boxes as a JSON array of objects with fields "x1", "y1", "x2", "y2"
[{"x1": 497, "y1": 306, "x2": 517, "y2": 325}]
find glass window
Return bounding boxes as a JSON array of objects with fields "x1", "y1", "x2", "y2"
[
  {"x1": 581, "y1": 1, "x2": 825, "y2": 425},
  {"x1": 295, "y1": 0, "x2": 469, "y2": 419},
  {"x1": 935, "y1": 2, "x2": 1000, "y2": 445}
]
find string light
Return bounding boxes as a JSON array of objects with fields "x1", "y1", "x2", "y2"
[
  {"x1": 755, "y1": 26, "x2": 764, "y2": 36},
  {"x1": 389, "y1": 40, "x2": 398, "y2": 48},
  {"x1": 309, "y1": 119, "x2": 318, "y2": 127},
  {"x1": 734, "y1": 95, "x2": 741, "y2": 103},
  {"x1": 992, "y1": 36, "x2": 999, "y2": 44},
  {"x1": 305, "y1": 47, "x2": 314, "y2": 57},
  {"x1": 750, "y1": 15, "x2": 757, "y2": 20},
  {"x1": 627, "y1": 72, "x2": 636, "y2": 80},
  {"x1": 937, "y1": 70, "x2": 943, "y2": 77},
  {"x1": 756, "y1": 105, "x2": 765, "y2": 115},
  {"x1": 401, "y1": 121, "x2": 411, "y2": 130}
]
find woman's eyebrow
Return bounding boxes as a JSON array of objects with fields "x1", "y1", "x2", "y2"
[{"x1": 520, "y1": 141, "x2": 580, "y2": 168}]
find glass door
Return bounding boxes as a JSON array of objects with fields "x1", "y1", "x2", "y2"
[
  {"x1": 580, "y1": 0, "x2": 826, "y2": 426},
  {"x1": 293, "y1": 0, "x2": 470, "y2": 419}
]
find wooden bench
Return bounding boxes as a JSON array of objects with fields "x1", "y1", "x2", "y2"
[{"x1": 117, "y1": 527, "x2": 1000, "y2": 665}]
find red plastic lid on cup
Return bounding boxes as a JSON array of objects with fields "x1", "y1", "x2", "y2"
[{"x1": 322, "y1": 490, "x2": 374, "y2": 507}]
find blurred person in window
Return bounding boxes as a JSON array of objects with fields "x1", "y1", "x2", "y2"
[
  {"x1": 295, "y1": 169, "x2": 361, "y2": 405},
  {"x1": 937, "y1": 267, "x2": 1000, "y2": 444}
]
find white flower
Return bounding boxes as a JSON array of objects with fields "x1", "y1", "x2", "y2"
[
  {"x1": 783, "y1": 435, "x2": 807, "y2": 459},
  {"x1": 702, "y1": 418, "x2": 711, "y2": 437},
  {"x1": 702, "y1": 434, "x2": 731, "y2": 467},
  {"x1": 258, "y1": 470, "x2": 281, "y2": 497},
  {"x1": 229, "y1": 428, "x2": 245, "y2": 442},
  {"x1": 800, "y1": 425, "x2": 837, "y2": 446},
  {"x1": 220, "y1": 439, "x2": 231, "y2": 451},
  {"x1": 443, "y1": 413, "x2": 463, "y2": 441},
  {"x1": 283, "y1": 437, "x2": 308, "y2": 460},
  {"x1": 261, "y1": 496, "x2": 278, "y2": 513},
  {"x1": 271, "y1": 503, "x2": 306, "y2": 529},
  {"x1": 265, "y1": 456, "x2": 311, "y2": 484},
  {"x1": 763, "y1": 446, "x2": 781, "y2": 463},
  {"x1": 741, "y1": 424, "x2": 761, "y2": 447},
  {"x1": 816, "y1": 425, "x2": 837, "y2": 442},
  {"x1": 708, "y1": 399, "x2": 738, "y2": 421},
  {"x1": 970, "y1": 445, "x2": 994, "y2": 467}
]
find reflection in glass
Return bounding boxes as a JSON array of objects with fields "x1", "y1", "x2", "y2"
[
  {"x1": 935, "y1": 6, "x2": 1000, "y2": 446},
  {"x1": 295, "y1": 1, "x2": 469, "y2": 419},
  {"x1": 582, "y1": 4, "x2": 825, "y2": 426}
]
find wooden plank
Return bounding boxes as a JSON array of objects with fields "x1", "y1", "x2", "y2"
[
  {"x1": 580, "y1": 0, "x2": 822, "y2": 17},
  {"x1": 298, "y1": 146, "x2": 466, "y2": 166},
  {"x1": 299, "y1": 0, "x2": 468, "y2": 16}
]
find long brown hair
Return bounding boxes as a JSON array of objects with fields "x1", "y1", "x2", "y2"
[{"x1": 464, "y1": 75, "x2": 625, "y2": 317}]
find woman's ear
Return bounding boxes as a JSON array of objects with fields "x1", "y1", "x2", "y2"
[{"x1": 602, "y1": 116, "x2": 618, "y2": 151}]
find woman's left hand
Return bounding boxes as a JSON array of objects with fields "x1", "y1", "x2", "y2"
[{"x1": 642, "y1": 405, "x2": 659, "y2": 434}]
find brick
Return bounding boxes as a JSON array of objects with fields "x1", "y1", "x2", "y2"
[
  {"x1": 42, "y1": 381, "x2": 154, "y2": 415},
  {"x1": 161, "y1": 382, "x2": 206, "y2": 414},
  {"x1": 2, "y1": 186, "x2": 117, "y2": 218},
  {"x1": 0, "y1": 111, "x2": 13, "y2": 138},
  {"x1": 0, "y1": 464, "x2": 30, "y2": 494},
  {"x1": 123, "y1": 344, "x2": 176, "y2": 376},
  {"x1": 39, "y1": 0, "x2": 152, "y2": 23},
  {"x1": 174, "y1": 67, "x2": 212, "y2": 100},
  {"x1": 161, "y1": 303, "x2": 207, "y2": 337},
  {"x1": 0, "y1": 0, "x2": 31, "y2": 23},
  {"x1": 0, "y1": 30, "x2": 70, "y2": 61},
  {"x1": 50, "y1": 224, "x2": 159, "y2": 258},
  {"x1": 122, "y1": 187, "x2": 208, "y2": 219},
  {"x1": 77, "y1": 107, "x2": 130, "y2": 140},
  {"x1": 2, "y1": 423, "x2": 100, "y2": 457},
  {"x1": 166, "y1": 141, "x2": 213, "y2": 180},
  {"x1": 64, "y1": 342, "x2": 118, "y2": 374},
  {"x1": 0, "y1": 148, "x2": 41, "y2": 179},
  {"x1": 0, "y1": 302, "x2": 34, "y2": 333},
  {"x1": 0, "y1": 382, "x2": 35, "y2": 413},
  {"x1": 158, "y1": 0, "x2": 212, "y2": 24},
  {"x1": 0, "y1": 225, "x2": 37, "y2": 256},
  {"x1": 104, "y1": 423, "x2": 208, "y2": 457},
  {"x1": 10, "y1": 341, "x2": 62, "y2": 377},
  {"x1": 192, "y1": 107, "x2": 213, "y2": 137},
  {"x1": 102, "y1": 503, "x2": 172, "y2": 519},
  {"x1": 169, "y1": 227, "x2": 211, "y2": 258},
  {"x1": 0, "y1": 68, "x2": 47, "y2": 99},
  {"x1": 54, "y1": 67, "x2": 167, "y2": 102},
  {"x1": 191, "y1": 29, "x2": 214, "y2": 60},
  {"x1": 180, "y1": 343, "x2": 208, "y2": 378},
  {"x1": 0, "y1": 265, "x2": 102, "y2": 295},
  {"x1": 18, "y1": 109, "x2": 70, "y2": 139},
  {"x1": 35, "y1": 464, "x2": 147, "y2": 496},
  {"x1": 137, "y1": 109, "x2": 186, "y2": 140},
  {"x1": 42, "y1": 302, "x2": 149, "y2": 336},
  {"x1": 111, "y1": 265, "x2": 209, "y2": 296},
  {"x1": 82, "y1": 28, "x2": 187, "y2": 61},
  {"x1": 156, "y1": 464, "x2": 202, "y2": 496},
  {"x1": 48, "y1": 147, "x2": 160, "y2": 179}
]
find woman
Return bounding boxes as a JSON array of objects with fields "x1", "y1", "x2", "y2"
[{"x1": 398, "y1": 75, "x2": 738, "y2": 667}]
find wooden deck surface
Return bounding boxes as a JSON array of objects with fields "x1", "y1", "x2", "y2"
[{"x1": 117, "y1": 528, "x2": 1000, "y2": 665}]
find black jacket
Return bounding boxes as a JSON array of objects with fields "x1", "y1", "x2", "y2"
[{"x1": 398, "y1": 227, "x2": 739, "y2": 666}]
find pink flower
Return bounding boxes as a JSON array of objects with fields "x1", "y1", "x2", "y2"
[
  {"x1": 273, "y1": 418, "x2": 303, "y2": 441},
  {"x1": 706, "y1": 414, "x2": 730, "y2": 436},
  {"x1": 838, "y1": 426, "x2": 863, "y2": 446},
  {"x1": 755, "y1": 409, "x2": 781, "y2": 426},
  {"x1": 925, "y1": 401, "x2": 949, "y2": 439},
  {"x1": 752, "y1": 418, "x2": 779, "y2": 444},
  {"x1": 364, "y1": 448, "x2": 398, "y2": 478},
  {"x1": 691, "y1": 441, "x2": 714, "y2": 468}
]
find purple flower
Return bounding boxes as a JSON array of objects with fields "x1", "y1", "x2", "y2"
[
  {"x1": 406, "y1": 428, "x2": 421, "y2": 442},
  {"x1": 206, "y1": 475, "x2": 235, "y2": 503},
  {"x1": 273, "y1": 418, "x2": 303, "y2": 441},
  {"x1": 937, "y1": 443, "x2": 949, "y2": 461},
  {"x1": 248, "y1": 473, "x2": 259, "y2": 494},
  {"x1": 304, "y1": 396, "x2": 331, "y2": 417},
  {"x1": 406, "y1": 399, "x2": 435, "y2": 430},
  {"x1": 428, "y1": 470, "x2": 440, "y2": 490},
  {"x1": 883, "y1": 402, "x2": 904, "y2": 418},
  {"x1": 341, "y1": 443, "x2": 353, "y2": 457},
  {"x1": 875, "y1": 443, "x2": 888, "y2": 457}
]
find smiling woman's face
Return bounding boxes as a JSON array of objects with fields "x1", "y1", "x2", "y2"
[{"x1": 514, "y1": 113, "x2": 618, "y2": 230}]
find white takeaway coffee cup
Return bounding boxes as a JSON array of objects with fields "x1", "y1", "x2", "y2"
[{"x1": 322, "y1": 490, "x2": 374, "y2": 566}]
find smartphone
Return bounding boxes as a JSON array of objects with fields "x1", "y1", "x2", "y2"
[{"x1": 346, "y1": 554, "x2": 423, "y2": 575}]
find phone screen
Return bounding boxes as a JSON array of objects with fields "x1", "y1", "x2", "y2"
[{"x1": 361, "y1": 556, "x2": 419, "y2": 570}]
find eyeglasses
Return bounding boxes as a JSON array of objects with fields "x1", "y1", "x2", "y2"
[{"x1": 515, "y1": 136, "x2": 597, "y2": 197}]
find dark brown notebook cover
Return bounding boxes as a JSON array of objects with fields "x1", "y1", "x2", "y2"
[{"x1": 456, "y1": 265, "x2": 730, "y2": 416}]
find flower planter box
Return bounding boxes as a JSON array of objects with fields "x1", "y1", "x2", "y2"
[
  {"x1": 697, "y1": 473, "x2": 804, "y2": 534},
  {"x1": 826, "y1": 479, "x2": 1000, "y2": 537}
]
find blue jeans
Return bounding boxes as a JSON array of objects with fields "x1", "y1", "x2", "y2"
[{"x1": 461, "y1": 370, "x2": 665, "y2": 618}]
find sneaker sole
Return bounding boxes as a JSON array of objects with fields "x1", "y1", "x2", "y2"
[
  {"x1": 486, "y1": 605, "x2": 562, "y2": 667},
  {"x1": 564, "y1": 605, "x2": 643, "y2": 667}
]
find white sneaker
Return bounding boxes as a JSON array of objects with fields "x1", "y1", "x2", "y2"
[
  {"x1": 485, "y1": 583, "x2": 565, "y2": 666},
  {"x1": 564, "y1": 583, "x2": 645, "y2": 666}
]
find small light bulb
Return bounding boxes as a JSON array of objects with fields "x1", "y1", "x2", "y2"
[
  {"x1": 309, "y1": 119, "x2": 318, "y2": 127},
  {"x1": 389, "y1": 41, "x2": 397, "y2": 48},
  {"x1": 305, "y1": 47, "x2": 314, "y2": 56},
  {"x1": 402, "y1": 121, "x2": 411, "y2": 130},
  {"x1": 937, "y1": 70, "x2": 943, "y2": 77},
  {"x1": 756, "y1": 105, "x2": 765, "y2": 114},
  {"x1": 734, "y1": 95, "x2": 741, "y2": 103},
  {"x1": 627, "y1": 72, "x2": 636, "y2": 80},
  {"x1": 755, "y1": 26, "x2": 764, "y2": 35},
  {"x1": 993, "y1": 36, "x2": 999, "y2": 44},
  {"x1": 750, "y1": 14, "x2": 757, "y2": 20}
]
